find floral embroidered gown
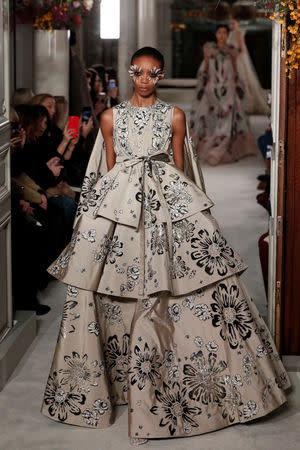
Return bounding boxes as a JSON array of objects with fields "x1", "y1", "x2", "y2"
[
  {"x1": 41, "y1": 99, "x2": 290, "y2": 439},
  {"x1": 190, "y1": 42, "x2": 258, "y2": 166}
]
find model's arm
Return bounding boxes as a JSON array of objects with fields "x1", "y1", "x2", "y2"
[
  {"x1": 203, "y1": 48, "x2": 209, "y2": 71},
  {"x1": 237, "y1": 30, "x2": 246, "y2": 55},
  {"x1": 100, "y1": 108, "x2": 115, "y2": 171},
  {"x1": 171, "y1": 107, "x2": 186, "y2": 171}
]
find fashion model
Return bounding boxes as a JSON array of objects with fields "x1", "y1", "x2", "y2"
[
  {"x1": 190, "y1": 25, "x2": 258, "y2": 166},
  {"x1": 228, "y1": 18, "x2": 270, "y2": 115},
  {"x1": 41, "y1": 47, "x2": 289, "y2": 446}
]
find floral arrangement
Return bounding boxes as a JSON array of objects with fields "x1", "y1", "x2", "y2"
[
  {"x1": 14, "y1": 0, "x2": 94, "y2": 29},
  {"x1": 254, "y1": 0, "x2": 300, "y2": 76}
]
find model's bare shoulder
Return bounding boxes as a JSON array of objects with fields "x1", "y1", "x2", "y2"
[
  {"x1": 172, "y1": 106, "x2": 186, "y2": 132},
  {"x1": 100, "y1": 108, "x2": 113, "y2": 131}
]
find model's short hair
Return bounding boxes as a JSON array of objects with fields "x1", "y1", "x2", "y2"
[
  {"x1": 216, "y1": 24, "x2": 230, "y2": 33},
  {"x1": 131, "y1": 47, "x2": 165, "y2": 70}
]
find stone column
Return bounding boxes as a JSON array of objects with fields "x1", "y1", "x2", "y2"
[
  {"x1": 137, "y1": 0, "x2": 157, "y2": 49},
  {"x1": 33, "y1": 30, "x2": 70, "y2": 100},
  {"x1": 118, "y1": 0, "x2": 138, "y2": 100}
]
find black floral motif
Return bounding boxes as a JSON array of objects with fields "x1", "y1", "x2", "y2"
[
  {"x1": 88, "y1": 321, "x2": 100, "y2": 336},
  {"x1": 275, "y1": 372, "x2": 289, "y2": 389},
  {"x1": 150, "y1": 224, "x2": 168, "y2": 255},
  {"x1": 98, "y1": 299, "x2": 123, "y2": 324},
  {"x1": 193, "y1": 303, "x2": 212, "y2": 321},
  {"x1": 82, "y1": 399, "x2": 110, "y2": 427},
  {"x1": 76, "y1": 172, "x2": 99, "y2": 217},
  {"x1": 106, "y1": 236, "x2": 124, "y2": 264},
  {"x1": 59, "y1": 297, "x2": 79, "y2": 339},
  {"x1": 133, "y1": 110, "x2": 151, "y2": 133},
  {"x1": 211, "y1": 283, "x2": 253, "y2": 349},
  {"x1": 61, "y1": 352, "x2": 104, "y2": 393},
  {"x1": 97, "y1": 176, "x2": 119, "y2": 204},
  {"x1": 191, "y1": 229, "x2": 236, "y2": 276},
  {"x1": 104, "y1": 334, "x2": 131, "y2": 388},
  {"x1": 150, "y1": 381, "x2": 202, "y2": 436},
  {"x1": 164, "y1": 176, "x2": 192, "y2": 206},
  {"x1": 172, "y1": 219, "x2": 195, "y2": 249},
  {"x1": 127, "y1": 265, "x2": 140, "y2": 280},
  {"x1": 81, "y1": 229, "x2": 96, "y2": 243},
  {"x1": 136, "y1": 188, "x2": 161, "y2": 227},
  {"x1": 167, "y1": 304, "x2": 182, "y2": 323},
  {"x1": 44, "y1": 371, "x2": 85, "y2": 422},
  {"x1": 94, "y1": 235, "x2": 123, "y2": 264},
  {"x1": 49, "y1": 252, "x2": 70, "y2": 276},
  {"x1": 183, "y1": 350, "x2": 227, "y2": 405},
  {"x1": 170, "y1": 256, "x2": 190, "y2": 279},
  {"x1": 153, "y1": 121, "x2": 170, "y2": 138},
  {"x1": 222, "y1": 375, "x2": 243, "y2": 423},
  {"x1": 242, "y1": 400, "x2": 258, "y2": 419},
  {"x1": 130, "y1": 343, "x2": 162, "y2": 390}
]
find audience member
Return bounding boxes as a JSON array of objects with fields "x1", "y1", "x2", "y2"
[{"x1": 11, "y1": 88, "x2": 34, "y2": 107}]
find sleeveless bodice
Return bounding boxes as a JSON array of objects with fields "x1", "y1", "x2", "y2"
[{"x1": 113, "y1": 100, "x2": 173, "y2": 160}]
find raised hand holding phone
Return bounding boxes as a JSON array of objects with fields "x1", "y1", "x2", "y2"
[
  {"x1": 67, "y1": 115, "x2": 80, "y2": 138},
  {"x1": 82, "y1": 107, "x2": 92, "y2": 123}
]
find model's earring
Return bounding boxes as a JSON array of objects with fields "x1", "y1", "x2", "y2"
[{"x1": 128, "y1": 64, "x2": 142, "y2": 82}]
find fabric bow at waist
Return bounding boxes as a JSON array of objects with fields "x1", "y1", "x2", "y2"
[
  {"x1": 92, "y1": 150, "x2": 213, "y2": 236},
  {"x1": 115, "y1": 152, "x2": 171, "y2": 167}
]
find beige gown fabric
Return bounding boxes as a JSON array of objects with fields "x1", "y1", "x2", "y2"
[{"x1": 41, "y1": 99, "x2": 290, "y2": 439}]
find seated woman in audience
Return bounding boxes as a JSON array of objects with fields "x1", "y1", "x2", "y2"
[
  {"x1": 30, "y1": 93, "x2": 72, "y2": 152},
  {"x1": 11, "y1": 88, "x2": 34, "y2": 107},
  {"x1": 10, "y1": 107, "x2": 52, "y2": 315},
  {"x1": 17, "y1": 104, "x2": 77, "y2": 230},
  {"x1": 88, "y1": 68, "x2": 106, "y2": 121},
  {"x1": 53, "y1": 95, "x2": 94, "y2": 186}
]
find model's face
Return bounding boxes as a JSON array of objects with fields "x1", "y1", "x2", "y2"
[
  {"x1": 216, "y1": 27, "x2": 229, "y2": 44},
  {"x1": 229, "y1": 19, "x2": 239, "y2": 31},
  {"x1": 93, "y1": 75, "x2": 102, "y2": 93},
  {"x1": 129, "y1": 56, "x2": 165, "y2": 97},
  {"x1": 42, "y1": 97, "x2": 56, "y2": 119}
]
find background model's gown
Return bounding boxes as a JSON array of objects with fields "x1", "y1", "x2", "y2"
[
  {"x1": 41, "y1": 99, "x2": 289, "y2": 439},
  {"x1": 227, "y1": 30, "x2": 270, "y2": 116},
  {"x1": 190, "y1": 42, "x2": 258, "y2": 166}
]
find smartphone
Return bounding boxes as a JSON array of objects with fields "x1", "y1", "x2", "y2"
[
  {"x1": 11, "y1": 122, "x2": 20, "y2": 138},
  {"x1": 108, "y1": 79, "x2": 116, "y2": 91},
  {"x1": 82, "y1": 106, "x2": 92, "y2": 123},
  {"x1": 67, "y1": 115, "x2": 80, "y2": 138}
]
